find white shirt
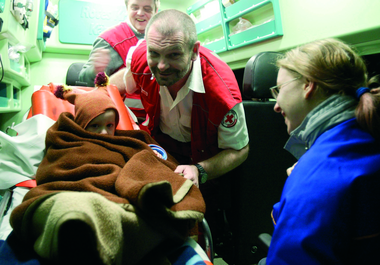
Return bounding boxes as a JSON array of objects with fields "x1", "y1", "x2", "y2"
[{"x1": 125, "y1": 45, "x2": 249, "y2": 150}]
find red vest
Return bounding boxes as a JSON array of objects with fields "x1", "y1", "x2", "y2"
[
  {"x1": 100, "y1": 22, "x2": 145, "y2": 119},
  {"x1": 100, "y1": 22, "x2": 138, "y2": 69},
  {"x1": 131, "y1": 41, "x2": 242, "y2": 163}
]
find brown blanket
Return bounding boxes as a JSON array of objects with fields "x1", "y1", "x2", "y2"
[{"x1": 10, "y1": 112, "x2": 205, "y2": 245}]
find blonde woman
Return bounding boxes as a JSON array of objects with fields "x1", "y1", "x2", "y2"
[{"x1": 261, "y1": 38, "x2": 380, "y2": 264}]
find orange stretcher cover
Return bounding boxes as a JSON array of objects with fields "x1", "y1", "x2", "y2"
[{"x1": 27, "y1": 83, "x2": 135, "y2": 130}]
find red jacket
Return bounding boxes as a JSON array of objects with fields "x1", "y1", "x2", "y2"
[
  {"x1": 131, "y1": 41, "x2": 242, "y2": 163},
  {"x1": 100, "y1": 22, "x2": 138, "y2": 70},
  {"x1": 101, "y1": 22, "x2": 145, "y2": 118}
]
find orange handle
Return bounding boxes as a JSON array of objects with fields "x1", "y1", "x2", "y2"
[{"x1": 28, "y1": 84, "x2": 136, "y2": 131}]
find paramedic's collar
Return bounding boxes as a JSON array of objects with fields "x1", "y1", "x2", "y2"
[
  {"x1": 188, "y1": 55, "x2": 205, "y2": 94},
  {"x1": 284, "y1": 94, "x2": 356, "y2": 159},
  {"x1": 168, "y1": 55, "x2": 204, "y2": 111}
]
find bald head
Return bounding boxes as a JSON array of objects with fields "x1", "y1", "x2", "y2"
[{"x1": 146, "y1": 9, "x2": 198, "y2": 50}]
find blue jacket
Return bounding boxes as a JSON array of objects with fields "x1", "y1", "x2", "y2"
[{"x1": 267, "y1": 95, "x2": 380, "y2": 264}]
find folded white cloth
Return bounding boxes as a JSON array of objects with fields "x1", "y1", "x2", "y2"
[{"x1": 0, "y1": 114, "x2": 55, "y2": 189}]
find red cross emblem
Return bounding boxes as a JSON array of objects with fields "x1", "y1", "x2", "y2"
[{"x1": 221, "y1": 109, "x2": 238, "y2": 128}]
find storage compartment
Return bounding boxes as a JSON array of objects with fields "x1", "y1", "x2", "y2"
[
  {"x1": 222, "y1": 0, "x2": 283, "y2": 50},
  {"x1": 0, "y1": 79, "x2": 21, "y2": 113},
  {"x1": 187, "y1": 0, "x2": 283, "y2": 53},
  {"x1": 0, "y1": 39, "x2": 30, "y2": 87},
  {"x1": 229, "y1": 19, "x2": 276, "y2": 48},
  {"x1": 223, "y1": 0, "x2": 269, "y2": 20},
  {"x1": 0, "y1": 0, "x2": 5, "y2": 13},
  {"x1": 13, "y1": 86, "x2": 21, "y2": 109},
  {"x1": 187, "y1": 0, "x2": 227, "y2": 54},
  {"x1": 25, "y1": 0, "x2": 45, "y2": 62},
  {"x1": 198, "y1": 25, "x2": 227, "y2": 53},
  {"x1": 0, "y1": 0, "x2": 44, "y2": 63},
  {"x1": 0, "y1": 0, "x2": 29, "y2": 44},
  {"x1": 204, "y1": 38, "x2": 227, "y2": 53},
  {"x1": 196, "y1": 13, "x2": 222, "y2": 34},
  {"x1": 187, "y1": 0, "x2": 220, "y2": 23},
  {"x1": 0, "y1": 83, "x2": 8, "y2": 108}
]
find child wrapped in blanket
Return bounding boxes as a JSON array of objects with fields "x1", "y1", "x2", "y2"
[
  {"x1": 9, "y1": 73, "x2": 206, "y2": 265},
  {"x1": 62, "y1": 73, "x2": 163, "y2": 158}
]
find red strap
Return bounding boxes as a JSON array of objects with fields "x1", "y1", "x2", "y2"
[{"x1": 16, "y1": 179, "x2": 37, "y2": 188}]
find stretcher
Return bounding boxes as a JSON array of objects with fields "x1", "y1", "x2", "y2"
[{"x1": 0, "y1": 83, "x2": 213, "y2": 265}]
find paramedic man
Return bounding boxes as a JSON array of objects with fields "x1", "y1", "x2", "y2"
[
  {"x1": 123, "y1": 9, "x2": 249, "y2": 189},
  {"x1": 79, "y1": 0, "x2": 160, "y2": 119}
]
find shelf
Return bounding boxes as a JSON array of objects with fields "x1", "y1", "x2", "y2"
[
  {"x1": 222, "y1": 0, "x2": 283, "y2": 50},
  {"x1": 25, "y1": 39, "x2": 44, "y2": 62},
  {"x1": 204, "y1": 37, "x2": 227, "y2": 53},
  {"x1": 0, "y1": 78, "x2": 21, "y2": 113},
  {"x1": 223, "y1": 0, "x2": 270, "y2": 21},
  {"x1": 187, "y1": 0, "x2": 228, "y2": 54},
  {"x1": 196, "y1": 13, "x2": 223, "y2": 35},
  {"x1": 198, "y1": 24, "x2": 227, "y2": 53},
  {"x1": 0, "y1": 39, "x2": 31, "y2": 87},
  {"x1": 186, "y1": 0, "x2": 215, "y2": 14},
  {"x1": 187, "y1": 0, "x2": 283, "y2": 53},
  {"x1": 228, "y1": 19, "x2": 277, "y2": 49}
]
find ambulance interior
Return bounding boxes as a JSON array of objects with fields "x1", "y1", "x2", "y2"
[{"x1": 1, "y1": 0, "x2": 380, "y2": 264}]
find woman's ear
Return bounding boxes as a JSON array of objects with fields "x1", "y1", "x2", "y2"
[
  {"x1": 304, "y1": 80, "x2": 317, "y2": 99},
  {"x1": 191, "y1": 41, "x2": 201, "y2": 61}
]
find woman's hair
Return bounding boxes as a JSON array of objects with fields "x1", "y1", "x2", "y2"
[
  {"x1": 277, "y1": 38, "x2": 380, "y2": 139},
  {"x1": 368, "y1": 74, "x2": 380, "y2": 89}
]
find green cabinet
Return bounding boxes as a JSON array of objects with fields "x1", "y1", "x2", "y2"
[
  {"x1": 222, "y1": 0, "x2": 283, "y2": 50},
  {"x1": 187, "y1": 0, "x2": 283, "y2": 53},
  {"x1": 26, "y1": 0, "x2": 46, "y2": 62},
  {"x1": 187, "y1": 0, "x2": 227, "y2": 53},
  {"x1": 0, "y1": 0, "x2": 5, "y2": 13},
  {"x1": 0, "y1": 0, "x2": 44, "y2": 113},
  {"x1": 0, "y1": 78, "x2": 22, "y2": 113}
]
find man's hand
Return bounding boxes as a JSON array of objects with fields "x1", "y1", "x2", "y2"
[
  {"x1": 175, "y1": 165, "x2": 199, "y2": 187},
  {"x1": 91, "y1": 48, "x2": 111, "y2": 74}
]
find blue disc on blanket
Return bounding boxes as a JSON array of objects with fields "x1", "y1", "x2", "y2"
[{"x1": 148, "y1": 144, "x2": 168, "y2": 160}]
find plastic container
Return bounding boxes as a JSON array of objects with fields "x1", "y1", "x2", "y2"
[{"x1": 148, "y1": 144, "x2": 168, "y2": 160}]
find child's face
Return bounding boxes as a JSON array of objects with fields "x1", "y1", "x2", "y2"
[{"x1": 85, "y1": 109, "x2": 116, "y2": 135}]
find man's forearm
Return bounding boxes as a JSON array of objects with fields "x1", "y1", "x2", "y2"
[
  {"x1": 124, "y1": 66, "x2": 139, "y2": 95},
  {"x1": 79, "y1": 38, "x2": 123, "y2": 87},
  {"x1": 199, "y1": 144, "x2": 249, "y2": 180},
  {"x1": 79, "y1": 63, "x2": 96, "y2": 87},
  {"x1": 109, "y1": 69, "x2": 127, "y2": 96}
]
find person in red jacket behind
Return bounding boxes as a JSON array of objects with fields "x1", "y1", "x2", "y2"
[
  {"x1": 124, "y1": 8, "x2": 249, "y2": 237},
  {"x1": 79, "y1": 0, "x2": 160, "y2": 121}
]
